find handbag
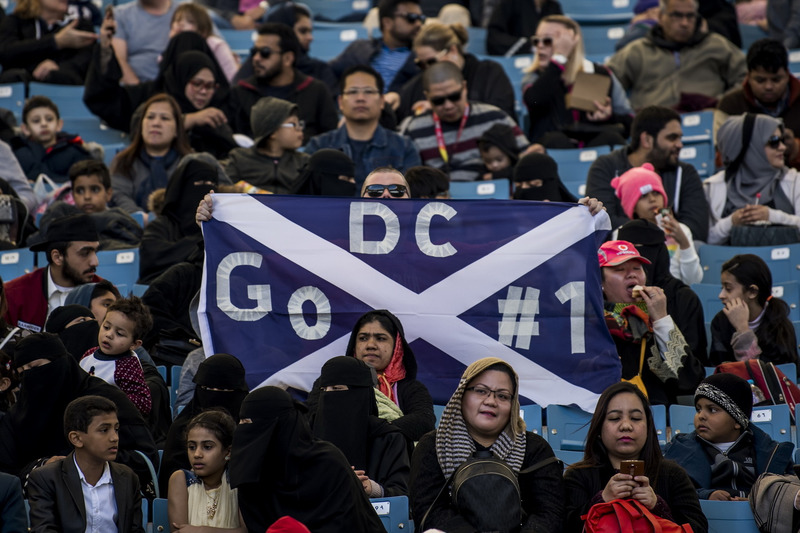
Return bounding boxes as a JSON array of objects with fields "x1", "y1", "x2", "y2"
[
  {"x1": 582, "y1": 498, "x2": 693, "y2": 533},
  {"x1": 622, "y1": 341, "x2": 649, "y2": 399}
]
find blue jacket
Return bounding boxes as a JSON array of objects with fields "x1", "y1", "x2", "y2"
[
  {"x1": 664, "y1": 426, "x2": 795, "y2": 499},
  {"x1": 304, "y1": 124, "x2": 421, "y2": 191}
]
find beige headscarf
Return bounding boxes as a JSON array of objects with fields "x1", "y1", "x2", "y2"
[{"x1": 435, "y1": 357, "x2": 527, "y2": 478}]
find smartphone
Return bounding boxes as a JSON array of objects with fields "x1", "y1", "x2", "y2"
[{"x1": 619, "y1": 459, "x2": 645, "y2": 478}]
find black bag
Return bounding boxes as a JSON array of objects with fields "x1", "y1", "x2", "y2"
[
  {"x1": 420, "y1": 449, "x2": 560, "y2": 533},
  {"x1": 729, "y1": 224, "x2": 800, "y2": 246}
]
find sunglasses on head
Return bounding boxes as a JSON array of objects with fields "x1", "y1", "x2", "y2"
[
  {"x1": 766, "y1": 135, "x2": 787, "y2": 149},
  {"x1": 364, "y1": 184, "x2": 408, "y2": 197},
  {"x1": 251, "y1": 46, "x2": 280, "y2": 59},
  {"x1": 394, "y1": 12, "x2": 426, "y2": 23},
  {"x1": 429, "y1": 89, "x2": 462, "y2": 107},
  {"x1": 531, "y1": 37, "x2": 553, "y2": 48}
]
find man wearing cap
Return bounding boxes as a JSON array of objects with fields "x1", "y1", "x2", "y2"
[
  {"x1": 4, "y1": 213, "x2": 101, "y2": 333},
  {"x1": 664, "y1": 373, "x2": 796, "y2": 500},
  {"x1": 599, "y1": 239, "x2": 703, "y2": 405}
]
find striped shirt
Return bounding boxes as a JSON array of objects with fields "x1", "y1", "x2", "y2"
[{"x1": 399, "y1": 102, "x2": 528, "y2": 181}]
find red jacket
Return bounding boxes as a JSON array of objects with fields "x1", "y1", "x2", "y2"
[{"x1": 4, "y1": 268, "x2": 101, "y2": 332}]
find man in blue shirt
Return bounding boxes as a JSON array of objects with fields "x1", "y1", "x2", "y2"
[{"x1": 305, "y1": 65, "x2": 421, "y2": 192}]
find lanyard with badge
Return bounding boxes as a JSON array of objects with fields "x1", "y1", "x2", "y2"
[{"x1": 432, "y1": 103, "x2": 470, "y2": 165}]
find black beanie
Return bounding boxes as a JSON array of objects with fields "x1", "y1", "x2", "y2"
[
  {"x1": 45, "y1": 305, "x2": 95, "y2": 334},
  {"x1": 695, "y1": 373, "x2": 754, "y2": 429},
  {"x1": 13, "y1": 332, "x2": 70, "y2": 368},
  {"x1": 478, "y1": 123, "x2": 520, "y2": 163}
]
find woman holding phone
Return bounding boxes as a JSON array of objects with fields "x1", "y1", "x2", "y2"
[{"x1": 563, "y1": 382, "x2": 707, "y2": 533}]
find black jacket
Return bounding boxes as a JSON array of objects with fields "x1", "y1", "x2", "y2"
[
  {"x1": 10, "y1": 133, "x2": 91, "y2": 184},
  {"x1": 487, "y1": 0, "x2": 563, "y2": 56},
  {"x1": 329, "y1": 38, "x2": 420, "y2": 94}
]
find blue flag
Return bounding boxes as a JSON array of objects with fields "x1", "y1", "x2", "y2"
[{"x1": 198, "y1": 194, "x2": 621, "y2": 411}]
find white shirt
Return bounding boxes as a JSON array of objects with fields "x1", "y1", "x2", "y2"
[
  {"x1": 74, "y1": 456, "x2": 118, "y2": 533},
  {"x1": 46, "y1": 266, "x2": 75, "y2": 320}
]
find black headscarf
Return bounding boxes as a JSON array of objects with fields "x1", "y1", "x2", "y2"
[
  {"x1": 230, "y1": 386, "x2": 386, "y2": 533},
  {"x1": 298, "y1": 149, "x2": 357, "y2": 197},
  {"x1": 44, "y1": 305, "x2": 99, "y2": 361},
  {"x1": 158, "y1": 353, "x2": 248, "y2": 493},
  {"x1": 616, "y1": 219, "x2": 672, "y2": 285},
  {"x1": 512, "y1": 152, "x2": 577, "y2": 202},
  {"x1": 162, "y1": 158, "x2": 219, "y2": 236},
  {"x1": 157, "y1": 33, "x2": 229, "y2": 114}
]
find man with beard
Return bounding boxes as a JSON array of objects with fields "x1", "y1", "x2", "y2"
[
  {"x1": 305, "y1": 65, "x2": 420, "y2": 191},
  {"x1": 4, "y1": 213, "x2": 101, "y2": 333},
  {"x1": 227, "y1": 22, "x2": 337, "y2": 142},
  {"x1": 586, "y1": 105, "x2": 709, "y2": 242},
  {"x1": 329, "y1": 0, "x2": 424, "y2": 95}
]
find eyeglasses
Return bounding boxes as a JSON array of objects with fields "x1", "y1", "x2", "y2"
[
  {"x1": 429, "y1": 89, "x2": 463, "y2": 106},
  {"x1": 766, "y1": 135, "x2": 788, "y2": 149},
  {"x1": 251, "y1": 46, "x2": 281, "y2": 58},
  {"x1": 364, "y1": 184, "x2": 408, "y2": 197},
  {"x1": 342, "y1": 87, "x2": 381, "y2": 97},
  {"x1": 531, "y1": 36, "x2": 553, "y2": 48},
  {"x1": 393, "y1": 12, "x2": 426, "y2": 24},
  {"x1": 281, "y1": 120, "x2": 305, "y2": 130},
  {"x1": 465, "y1": 386, "x2": 513, "y2": 403},
  {"x1": 666, "y1": 11, "x2": 697, "y2": 20},
  {"x1": 415, "y1": 48, "x2": 448, "y2": 69},
  {"x1": 188, "y1": 78, "x2": 218, "y2": 92}
]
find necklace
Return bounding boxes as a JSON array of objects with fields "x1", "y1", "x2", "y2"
[{"x1": 206, "y1": 487, "x2": 220, "y2": 520}]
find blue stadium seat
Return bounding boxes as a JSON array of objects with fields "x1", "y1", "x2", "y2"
[
  {"x1": 306, "y1": 0, "x2": 370, "y2": 22},
  {"x1": 678, "y1": 141, "x2": 713, "y2": 177},
  {"x1": 546, "y1": 404, "x2": 592, "y2": 452},
  {"x1": 219, "y1": 29, "x2": 256, "y2": 56},
  {"x1": 95, "y1": 248, "x2": 139, "y2": 295},
  {"x1": 171, "y1": 365, "x2": 181, "y2": 388},
  {"x1": 156, "y1": 365, "x2": 167, "y2": 382},
  {"x1": 141, "y1": 498, "x2": 148, "y2": 529},
  {"x1": 580, "y1": 24, "x2": 628, "y2": 58},
  {"x1": 739, "y1": 24, "x2": 768, "y2": 51},
  {"x1": 370, "y1": 495, "x2": 412, "y2": 533},
  {"x1": 698, "y1": 243, "x2": 800, "y2": 285},
  {"x1": 751, "y1": 404, "x2": 793, "y2": 444},
  {"x1": 700, "y1": 499, "x2": 760, "y2": 533},
  {"x1": 772, "y1": 281, "x2": 800, "y2": 321},
  {"x1": 668, "y1": 404, "x2": 695, "y2": 438},
  {"x1": 466, "y1": 26, "x2": 487, "y2": 55},
  {"x1": 777, "y1": 362, "x2": 798, "y2": 384},
  {"x1": 560, "y1": 0, "x2": 633, "y2": 23},
  {"x1": 0, "y1": 248, "x2": 35, "y2": 282},
  {"x1": 310, "y1": 23, "x2": 369, "y2": 61},
  {"x1": 449, "y1": 179, "x2": 510, "y2": 199},
  {"x1": 102, "y1": 142, "x2": 127, "y2": 166},
  {"x1": 520, "y1": 404, "x2": 543, "y2": 438},
  {"x1": 152, "y1": 497, "x2": 168, "y2": 532},
  {"x1": 28, "y1": 82, "x2": 94, "y2": 119},
  {"x1": 792, "y1": 49, "x2": 800, "y2": 77},
  {"x1": 66, "y1": 117, "x2": 127, "y2": 145},
  {"x1": 433, "y1": 404, "x2": 445, "y2": 428},
  {"x1": 689, "y1": 282, "x2": 722, "y2": 325},
  {"x1": 475, "y1": 54, "x2": 532, "y2": 128},
  {"x1": 0, "y1": 82, "x2": 26, "y2": 123},
  {"x1": 548, "y1": 146, "x2": 613, "y2": 198},
  {"x1": 24, "y1": 498, "x2": 30, "y2": 528},
  {"x1": 651, "y1": 404, "x2": 667, "y2": 448},
  {"x1": 681, "y1": 110, "x2": 713, "y2": 142}
]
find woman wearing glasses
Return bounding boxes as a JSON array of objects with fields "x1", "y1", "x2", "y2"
[
  {"x1": 409, "y1": 357, "x2": 563, "y2": 533},
  {"x1": 704, "y1": 114, "x2": 800, "y2": 245},
  {"x1": 395, "y1": 22, "x2": 517, "y2": 122},
  {"x1": 523, "y1": 15, "x2": 633, "y2": 149},
  {"x1": 85, "y1": 18, "x2": 237, "y2": 159}
]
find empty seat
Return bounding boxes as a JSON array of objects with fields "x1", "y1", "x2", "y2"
[
  {"x1": 449, "y1": 179, "x2": 510, "y2": 199},
  {"x1": 698, "y1": 243, "x2": 800, "y2": 285},
  {"x1": 370, "y1": 495, "x2": 412, "y2": 533}
]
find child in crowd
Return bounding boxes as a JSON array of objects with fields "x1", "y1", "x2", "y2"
[
  {"x1": 79, "y1": 296, "x2": 153, "y2": 416},
  {"x1": 11, "y1": 96, "x2": 93, "y2": 183},
  {"x1": 610, "y1": 163, "x2": 703, "y2": 285},
  {"x1": 167, "y1": 409, "x2": 246, "y2": 531},
  {"x1": 708, "y1": 254, "x2": 799, "y2": 368},
  {"x1": 478, "y1": 123, "x2": 521, "y2": 181},
  {"x1": 169, "y1": 3, "x2": 240, "y2": 82},
  {"x1": 222, "y1": 97, "x2": 309, "y2": 194},
  {"x1": 405, "y1": 166, "x2": 450, "y2": 199},
  {"x1": 27, "y1": 395, "x2": 145, "y2": 533},
  {"x1": 70, "y1": 159, "x2": 113, "y2": 214},
  {"x1": 664, "y1": 373, "x2": 795, "y2": 500}
]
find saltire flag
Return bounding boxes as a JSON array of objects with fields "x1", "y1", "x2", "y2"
[{"x1": 198, "y1": 194, "x2": 621, "y2": 412}]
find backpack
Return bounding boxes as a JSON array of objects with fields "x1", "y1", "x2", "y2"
[
  {"x1": 714, "y1": 360, "x2": 800, "y2": 422},
  {"x1": 749, "y1": 471, "x2": 800, "y2": 533},
  {"x1": 420, "y1": 450, "x2": 560, "y2": 533},
  {"x1": 582, "y1": 498, "x2": 694, "y2": 533}
]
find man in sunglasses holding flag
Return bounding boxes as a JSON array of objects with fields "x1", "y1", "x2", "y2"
[{"x1": 399, "y1": 61, "x2": 530, "y2": 182}]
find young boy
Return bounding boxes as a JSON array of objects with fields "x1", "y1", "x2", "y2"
[
  {"x1": 478, "y1": 123, "x2": 521, "y2": 181},
  {"x1": 26, "y1": 395, "x2": 145, "y2": 533},
  {"x1": 11, "y1": 96, "x2": 93, "y2": 183},
  {"x1": 70, "y1": 159, "x2": 113, "y2": 214},
  {"x1": 222, "y1": 96, "x2": 310, "y2": 194},
  {"x1": 79, "y1": 296, "x2": 153, "y2": 416},
  {"x1": 664, "y1": 373, "x2": 796, "y2": 500}
]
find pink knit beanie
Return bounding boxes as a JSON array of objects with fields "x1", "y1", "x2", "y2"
[{"x1": 610, "y1": 163, "x2": 668, "y2": 219}]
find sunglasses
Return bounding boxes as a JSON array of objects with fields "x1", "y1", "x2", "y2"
[
  {"x1": 429, "y1": 89, "x2": 463, "y2": 107},
  {"x1": 531, "y1": 37, "x2": 553, "y2": 48},
  {"x1": 364, "y1": 184, "x2": 408, "y2": 197},
  {"x1": 415, "y1": 48, "x2": 447, "y2": 69},
  {"x1": 188, "y1": 78, "x2": 218, "y2": 92},
  {"x1": 766, "y1": 135, "x2": 787, "y2": 149},
  {"x1": 394, "y1": 12, "x2": 426, "y2": 23},
  {"x1": 251, "y1": 46, "x2": 280, "y2": 58}
]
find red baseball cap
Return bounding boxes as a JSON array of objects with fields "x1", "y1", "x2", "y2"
[{"x1": 598, "y1": 240, "x2": 652, "y2": 267}]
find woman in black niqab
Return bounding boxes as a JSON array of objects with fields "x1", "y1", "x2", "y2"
[
  {"x1": 158, "y1": 353, "x2": 248, "y2": 494},
  {"x1": 297, "y1": 149, "x2": 357, "y2": 197},
  {"x1": 230, "y1": 386, "x2": 387, "y2": 533}
]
